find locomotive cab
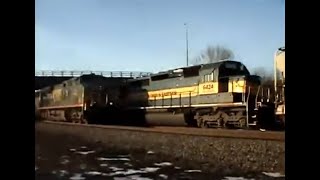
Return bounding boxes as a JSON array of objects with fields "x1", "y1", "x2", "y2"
[
  {"x1": 193, "y1": 61, "x2": 264, "y2": 128},
  {"x1": 219, "y1": 62, "x2": 263, "y2": 127},
  {"x1": 217, "y1": 61, "x2": 261, "y2": 101}
]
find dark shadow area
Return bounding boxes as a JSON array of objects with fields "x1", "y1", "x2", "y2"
[
  {"x1": 113, "y1": 80, "x2": 150, "y2": 127},
  {"x1": 257, "y1": 102, "x2": 278, "y2": 130},
  {"x1": 35, "y1": 76, "x2": 73, "y2": 90}
]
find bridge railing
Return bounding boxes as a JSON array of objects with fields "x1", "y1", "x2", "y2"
[{"x1": 35, "y1": 70, "x2": 152, "y2": 78}]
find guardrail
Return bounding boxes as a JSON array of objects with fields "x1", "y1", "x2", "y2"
[{"x1": 35, "y1": 70, "x2": 152, "y2": 78}]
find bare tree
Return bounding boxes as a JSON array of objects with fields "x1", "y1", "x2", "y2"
[
  {"x1": 193, "y1": 45, "x2": 235, "y2": 65},
  {"x1": 251, "y1": 67, "x2": 273, "y2": 86},
  {"x1": 251, "y1": 67, "x2": 268, "y2": 78}
]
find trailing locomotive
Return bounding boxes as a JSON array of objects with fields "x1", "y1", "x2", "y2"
[
  {"x1": 274, "y1": 47, "x2": 285, "y2": 127},
  {"x1": 35, "y1": 74, "x2": 129, "y2": 124},
  {"x1": 123, "y1": 60, "x2": 275, "y2": 129}
]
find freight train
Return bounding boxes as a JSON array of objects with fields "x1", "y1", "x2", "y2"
[
  {"x1": 274, "y1": 47, "x2": 285, "y2": 127},
  {"x1": 35, "y1": 60, "x2": 278, "y2": 129}
]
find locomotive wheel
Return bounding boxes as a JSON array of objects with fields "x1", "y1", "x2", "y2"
[
  {"x1": 218, "y1": 118, "x2": 225, "y2": 128},
  {"x1": 196, "y1": 118, "x2": 202, "y2": 128},
  {"x1": 237, "y1": 118, "x2": 246, "y2": 129},
  {"x1": 197, "y1": 118, "x2": 207, "y2": 128},
  {"x1": 81, "y1": 117, "x2": 88, "y2": 124},
  {"x1": 72, "y1": 119, "x2": 81, "y2": 124}
]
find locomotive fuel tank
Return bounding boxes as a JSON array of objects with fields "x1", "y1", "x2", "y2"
[{"x1": 144, "y1": 110, "x2": 187, "y2": 126}]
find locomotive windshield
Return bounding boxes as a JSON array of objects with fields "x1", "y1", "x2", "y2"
[{"x1": 218, "y1": 61, "x2": 250, "y2": 78}]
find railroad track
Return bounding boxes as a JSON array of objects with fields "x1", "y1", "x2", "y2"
[{"x1": 39, "y1": 121, "x2": 285, "y2": 141}]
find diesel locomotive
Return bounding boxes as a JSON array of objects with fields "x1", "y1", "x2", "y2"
[
  {"x1": 35, "y1": 74, "x2": 130, "y2": 124},
  {"x1": 35, "y1": 60, "x2": 277, "y2": 129},
  {"x1": 122, "y1": 60, "x2": 274, "y2": 129},
  {"x1": 274, "y1": 47, "x2": 285, "y2": 127}
]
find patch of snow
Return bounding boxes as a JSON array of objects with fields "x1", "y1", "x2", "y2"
[
  {"x1": 113, "y1": 178, "x2": 130, "y2": 180},
  {"x1": 117, "y1": 154, "x2": 130, "y2": 157},
  {"x1": 109, "y1": 166, "x2": 124, "y2": 171},
  {"x1": 60, "y1": 159, "x2": 70, "y2": 165},
  {"x1": 184, "y1": 169, "x2": 202, "y2": 173},
  {"x1": 128, "y1": 175, "x2": 153, "y2": 180},
  {"x1": 147, "y1": 151, "x2": 155, "y2": 155},
  {"x1": 104, "y1": 167, "x2": 159, "y2": 179},
  {"x1": 69, "y1": 173, "x2": 85, "y2": 180},
  {"x1": 97, "y1": 157, "x2": 130, "y2": 161},
  {"x1": 104, "y1": 167, "x2": 159, "y2": 177},
  {"x1": 99, "y1": 163, "x2": 108, "y2": 167},
  {"x1": 107, "y1": 169, "x2": 145, "y2": 176},
  {"x1": 85, "y1": 171, "x2": 102, "y2": 176},
  {"x1": 222, "y1": 177, "x2": 255, "y2": 180},
  {"x1": 69, "y1": 149, "x2": 76, "y2": 152},
  {"x1": 140, "y1": 167, "x2": 160, "y2": 173},
  {"x1": 114, "y1": 175, "x2": 153, "y2": 180},
  {"x1": 61, "y1": 155, "x2": 70, "y2": 158},
  {"x1": 75, "y1": 150, "x2": 95, "y2": 155},
  {"x1": 262, "y1": 172, "x2": 285, "y2": 178},
  {"x1": 154, "y1": 162, "x2": 172, "y2": 166},
  {"x1": 124, "y1": 162, "x2": 133, "y2": 167},
  {"x1": 58, "y1": 170, "x2": 69, "y2": 177},
  {"x1": 159, "y1": 174, "x2": 168, "y2": 179}
]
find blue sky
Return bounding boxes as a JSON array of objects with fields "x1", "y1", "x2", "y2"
[{"x1": 35, "y1": 0, "x2": 285, "y2": 74}]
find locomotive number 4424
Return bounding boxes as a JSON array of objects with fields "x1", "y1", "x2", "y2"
[{"x1": 203, "y1": 84, "x2": 214, "y2": 90}]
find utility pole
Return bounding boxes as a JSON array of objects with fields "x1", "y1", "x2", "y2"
[{"x1": 184, "y1": 23, "x2": 189, "y2": 66}]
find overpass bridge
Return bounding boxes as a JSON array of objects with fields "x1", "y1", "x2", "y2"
[{"x1": 35, "y1": 70, "x2": 151, "y2": 90}]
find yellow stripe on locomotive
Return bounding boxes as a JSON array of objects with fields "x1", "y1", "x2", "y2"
[
  {"x1": 146, "y1": 79, "x2": 257, "y2": 101},
  {"x1": 148, "y1": 86, "x2": 198, "y2": 100}
]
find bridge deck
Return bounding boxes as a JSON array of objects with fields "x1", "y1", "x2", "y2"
[
  {"x1": 35, "y1": 70, "x2": 151, "y2": 78},
  {"x1": 35, "y1": 70, "x2": 151, "y2": 90}
]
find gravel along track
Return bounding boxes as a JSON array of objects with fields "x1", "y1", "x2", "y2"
[
  {"x1": 35, "y1": 128, "x2": 285, "y2": 180},
  {"x1": 42, "y1": 121, "x2": 284, "y2": 141}
]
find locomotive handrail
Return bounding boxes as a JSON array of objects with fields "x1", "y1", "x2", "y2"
[
  {"x1": 255, "y1": 86, "x2": 261, "y2": 109},
  {"x1": 246, "y1": 86, "x2": 251, "y2": 127},
  {"x1": 35, "y1": 70, "x2": 152, "y2": 78}
]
